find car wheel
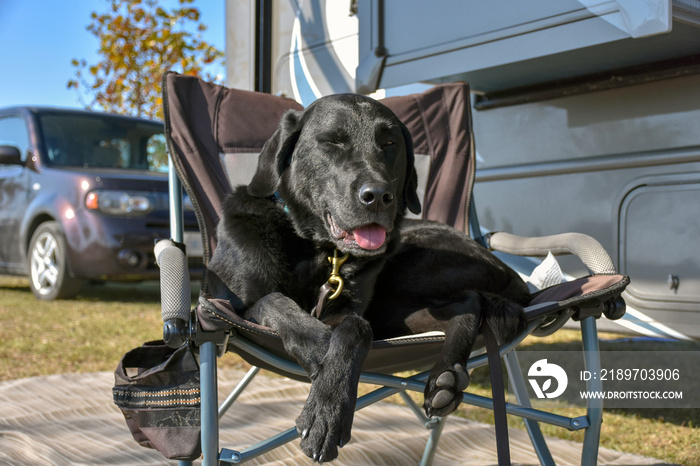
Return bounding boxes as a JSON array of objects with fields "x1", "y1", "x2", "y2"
[{"x1": 28, "y1": 221, "x2": 85, "y2": 300}]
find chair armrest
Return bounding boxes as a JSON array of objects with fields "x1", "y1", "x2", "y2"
[
  {"x1": 486, "y1": 231, "x2": 616, "y2": 275},
  {"x1": 155, "y1": 239, "x2": 192, "y2": 347}
]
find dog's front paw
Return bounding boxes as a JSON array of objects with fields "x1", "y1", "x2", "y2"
[
  {"x1": 423, "y1": 363, "x2": 470, "y2": 417},
  {"x1": 295, "y1": 383, "x2": 354, "y2": 463}
]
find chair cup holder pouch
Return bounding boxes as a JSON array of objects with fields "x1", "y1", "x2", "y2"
[{"x1": 113, "y1": 340, "x2": 202, "y2": 460}]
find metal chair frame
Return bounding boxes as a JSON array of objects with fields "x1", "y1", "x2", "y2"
[{"x1": 157, "y1": 75, "x2": 625, "y2": 465}]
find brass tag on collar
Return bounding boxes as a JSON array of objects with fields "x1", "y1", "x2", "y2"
[{"x1": 327, "y1": 249, "x2": 350, "y2": 300}]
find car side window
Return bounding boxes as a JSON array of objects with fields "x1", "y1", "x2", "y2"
[{"x1": 0, "y1": 116, "x2": 30, "y2": 167}]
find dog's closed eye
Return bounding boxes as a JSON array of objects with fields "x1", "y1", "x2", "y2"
[{"x1": 319, "y1": 131, "x2": 349, "y2": 147}]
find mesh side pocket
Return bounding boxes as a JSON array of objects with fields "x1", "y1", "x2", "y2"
[{"x1": 113, "y1": 341, "x2": 201, "y2": 461}]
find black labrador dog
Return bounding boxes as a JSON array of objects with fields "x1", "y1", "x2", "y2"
[{"x1": 207, "y1": 93, "x2": 530, "y2": 462}]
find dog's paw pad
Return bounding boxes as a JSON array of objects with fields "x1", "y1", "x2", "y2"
[
  {"x1": 424, "y1": 363, "x2": 470, "y2": 417},
  {"x1": 431, "y1": 389, "x2": 454, "y2": 409},
  {"x1": 451, "y1": 363, "x2": 470, "y2": 391},
  {"x1": 436, "y1": 371, "x2": 455, "y2": 387}
]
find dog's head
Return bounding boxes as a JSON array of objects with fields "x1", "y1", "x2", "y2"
[{"x1": 248, "y1": 94, "x2": 421, "y2": 257}]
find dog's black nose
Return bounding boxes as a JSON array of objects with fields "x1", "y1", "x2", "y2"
[{"x1": 359, "y1": 183, "x2": 394, "y2": 208}]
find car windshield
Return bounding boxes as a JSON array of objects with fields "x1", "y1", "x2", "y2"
[{"x1": 39, "y1": 113, "x2": 167, "y2": 172}]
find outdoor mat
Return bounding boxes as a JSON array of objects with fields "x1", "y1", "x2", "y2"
[{"x1": 0, "y1": 368, "x2": 666, "y2": 465}]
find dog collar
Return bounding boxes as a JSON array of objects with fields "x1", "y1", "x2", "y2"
[{"x1": 313, "y1": 249, "x2": 350, "y2": 319}]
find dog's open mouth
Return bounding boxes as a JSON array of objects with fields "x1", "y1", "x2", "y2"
[{"x1": 326, "y1": 212, "x2": 387, "y2": 251}]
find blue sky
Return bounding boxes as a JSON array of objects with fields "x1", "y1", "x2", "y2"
[{"x1": 0, "y1": 0, "x2": 225, "y2": 109}]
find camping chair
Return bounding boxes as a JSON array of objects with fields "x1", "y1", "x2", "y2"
[{"x1": 138, "y1": 73, "x2": 629, "y2": 465}]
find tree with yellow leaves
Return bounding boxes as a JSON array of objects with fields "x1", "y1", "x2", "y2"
[{"x1": 68, "y1": 0, "x2": 223, "y2": 120}]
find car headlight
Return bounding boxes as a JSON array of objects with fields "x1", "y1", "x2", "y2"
[{"x1": 85, "y1": 190, "x2": 154, "y2": 215}]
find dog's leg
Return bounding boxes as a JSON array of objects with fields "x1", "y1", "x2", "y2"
[
  {"x1": 421, "y1": 291, "x2": 524, "y2": 417},
  {"x1": 244, "y1": 292, "x2": 331, "y2": 378},
  {"x1": 420, "y1": 293, "x2": 481, "y2": 418},
  {"x1": 245, "y1": 294, "x2": 373, "y2": 462},
  {"x1": 296, "y1": 314, "x2": 373, "y2": 463}
]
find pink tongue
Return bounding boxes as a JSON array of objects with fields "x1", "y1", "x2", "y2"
[{"x1": 352, "y1": 225, "x2": 387, "y2": 250}]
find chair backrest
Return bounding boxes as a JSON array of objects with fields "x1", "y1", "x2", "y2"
[
  {"x1": 164, "y1": 73, "x2": 302, "y2": 265},
  {"x1": 163, "y1": 73, "x2": 476, "y2": 273},
  {"x1": 381, "y1": 85, "x2": 476, "y2": 233}
]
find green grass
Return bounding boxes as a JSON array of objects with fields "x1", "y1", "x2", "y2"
[
  {"x1": 0, "y1": 275, "x2": 248, "y2": 381},
  {"x1": 1, "y1": 274, "x2": 698, "y2": 464},
  {"x1": 0, "y1": 276, "x2": 164, "y2": 379}
]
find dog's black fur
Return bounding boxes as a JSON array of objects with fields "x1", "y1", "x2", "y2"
[{"x1": 207, "y1": 94, "x2": 530, "y2": 462}]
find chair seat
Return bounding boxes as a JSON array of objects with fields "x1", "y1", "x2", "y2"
[{"x1": 196, "y1": 273, "x2": 628, "y2": 381}]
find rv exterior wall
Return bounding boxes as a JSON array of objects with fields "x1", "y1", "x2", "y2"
[{"x1": 225, "y1": 0, "x2": 255, "y2": 91}]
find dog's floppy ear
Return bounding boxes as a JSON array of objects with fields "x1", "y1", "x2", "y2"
[
  {"x1": 247, "y1": 109, "x2": 303, "y2": 198},
  {"x1": 400, "y1": 123, "x2": 422, "y2": 215}
]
